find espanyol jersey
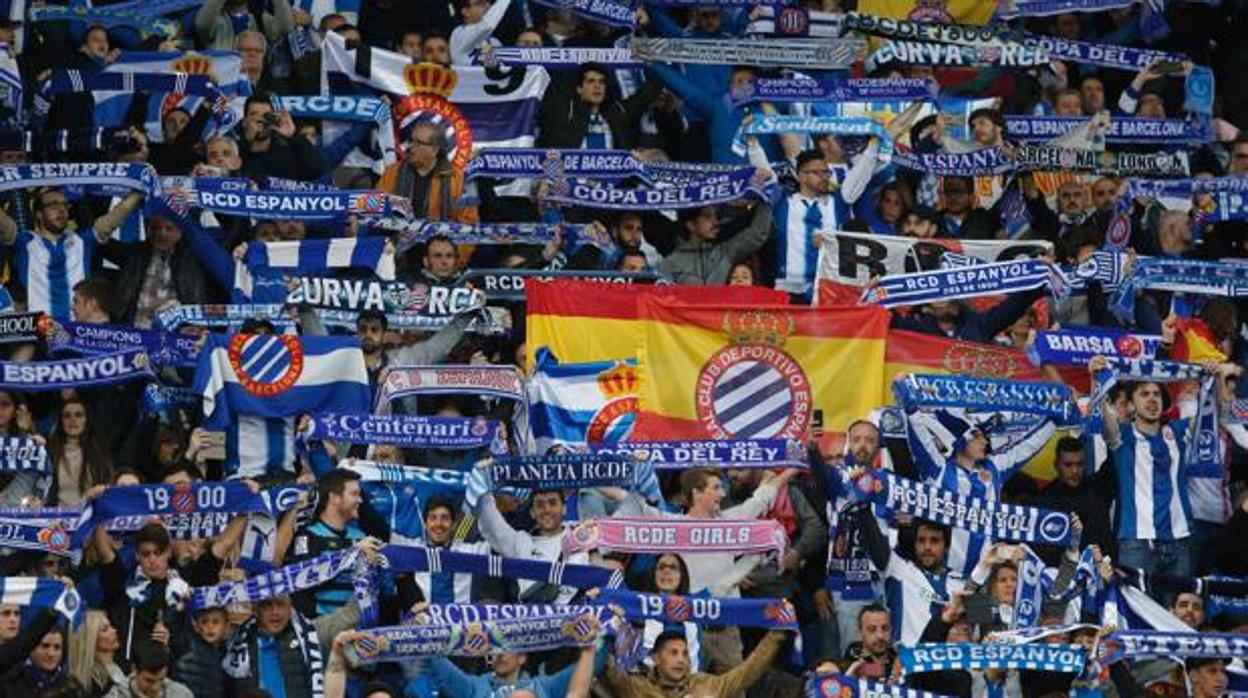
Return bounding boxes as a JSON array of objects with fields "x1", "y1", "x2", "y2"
[
  {"x1": 224, "y1": 415, "x2": 297, "y2": 480},
  {"x1": 773, "y1": 192, "x2": 848, "y2": 297},
  {"x1": 12, "y1": 229, "x2": 98, "y2": 321},
  {"x1": 1111, "y1": 420, "x2": 1193, "y2": 541}
]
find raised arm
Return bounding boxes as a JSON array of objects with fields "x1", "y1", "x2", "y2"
[
  {"x1": 91, "y1": 192, "x2": 144, "y2": 243},
  {"x1": 1089, "y1": 356, "x2": 1122, "y2": 450},
  {"x1": 991, "y1": 418, "x2": 1057, "y2": 482}
]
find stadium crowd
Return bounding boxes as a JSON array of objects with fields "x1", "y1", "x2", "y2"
[{"x1": 0, "y1": 0, "x2": 1246, "y2": 697}]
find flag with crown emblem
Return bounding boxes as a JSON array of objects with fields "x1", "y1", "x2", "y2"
[
  {"x1": 635, "y1": 302, "x2": 888, "y2": 440},
  {"x1": 92, "y1": 50, "x2": 251, "y2": 142},
  {"x1": 320, "y1": 32, "x2": 549, "y2": 171},
  {"x1": 858, "y1": 0, "x2": 998, "y2": 26},
  {"x1": 528, "y1": 349, "x2": 639, "y2": 454}
]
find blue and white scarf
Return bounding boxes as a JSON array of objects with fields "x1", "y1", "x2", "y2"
[
  {"x1": 458, "y1": 269, "x2": 668, "y2": 302},
  {"x1": 42, "y1": 320, "x2": 200, "y2": 369},
  {"x1": 632, "y1": 37, "x2": 866, "y2": 69},
  {"x1": 223, "y1": 612, "x2": 324, "y2": 698},
  {"x1": 304, "y1": 413, "x2": 503, "y2": 452},
  {"x1": 893, "y1": 374, "x2": 1077, "y2": 425},
  {"x1": 529, "y1": 0, "x2": 634, "y2": 27},
  {"x1": 733, "y1": 115, "x2": 892, "y2": 158},
  {"x1": 382, "y1": 544, "x2": 625, "y2": 590},
  {"x1": 0, "y1": 517, "x2": 79, "y2": 559},
  {"x1": 1013, "y1": 544, "x2": 1049, "y2": 629},
  {"x1": 852, "y1": 470, "x2": 1074, "y2": 545},
  {"x1": 1184, "y1": 66, "x2": 1215, "y2": 116},
  {"x1": 750, "y1": 76, "x2": 935, "y2": 103},
  {"x1": 465, "y1": 148, "x2": 649, "y2": 183},
  {"x1": 867, "y1": 40, "x2": 1049, "y2": 71},
  {"x1": 285, "y1": 276, "x2": 483, "y2": 322},
  {"x1": 807, "y1": 673, "x2": 956, "y2": 698},
  {"x1": 1126, "y1": 174, "x2": 1248, "y2": 199},
  {"x1": 0, "y1": 312, "x2": 43, "y2": 344},
  {"x1": 1031, "y1": 327, "x2": 1161, "y2": 366},
  {"x1": 544, "y1": 167, "x2": 779, "y2": 211},
  {"x1": 348, "y1": 604, "x2": 612, "y2": 663},
  {"x1": 389, "y1": 220, "x2": 614, "y2": 255},
  {"x1": 596, "y1": 588, "x2": 797, "y2": 630},
  {"x1": 191, "y1": 547, "x2": 367, "y2": 610},
  {"x1": 1112, "y1": 258, "x2": 1248, "y2": 319},
  {"x1": 1107, "y1": 630, "x2": 1248, "y2": 660},
  {"x1": 171, "y1": 178, "x2": 411, "y2": 221},
  {"x1": 155, "y1": 303, "x2": 294, "y2": 331},
  {"x1": 745, "y1": 6, "x2": 843, "y2": 37},
  {"x1": 899, "y1": 643, "x2": 1088, "y2": 674},
  {"x1": 861, "y1": 259, "x2": 1066, "y2": 308},
  {"x1": 484, "y1": 46, "x2": 638, "y2": 69},
  {"x1": 0, "y1": 577, "x2": 83, "y2": 627},
  {"x1": 244, "y1": 237, "x2": 395, "y2": 282},
  {"x1": 1005, "y1": 116, "x2": 1208, "y2": 144},
  {"x1": 892, "y1": 148, "x2": 1016, "y2": 177},
  {"x1": 337, "y1": 459, "x2": 470, "y2": 491},
  {"x1": 589, "y1": 439, "x2": 808, "y2": 469},
  {"x1": 1194, "y1": 192, "x2": 1248, "y2": 224},
  {"x1": 1086, "y1": 357, "x2": 1220, "y2": 477},
  {"x1": 273, "y1": 94, "x2": 397, "y2": 166},
  {"x1": 0, "y1": 349, "x2": 154, "y2": 391},
  {"x1": 72, "y1": 482, "x2": 271, "y2": 547},
  {"x1": 125, "y1": 566, "x2": 190, "y2": 611},
  {"x1": 0, "y1": 436, "x2": 49, "y2": 474},
  {"x1": 1019, "y1": 33, "x2": 1190, "y2": 71},
  {"x1": 0, "y1": 162, "x2": 159, "y2": 198}
]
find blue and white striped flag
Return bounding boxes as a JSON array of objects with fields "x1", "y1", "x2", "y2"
[
  {"x1": 192, "y1": 334, "x2": 371, "y2": 429},
  {"x1": 320, "y1": 32, "x2": 550, "y2": 171},
  {"x1": 94, "y1": 50, "x2": 252, "y2": 143},
  {"x1": 0, "y1": 577, "x2": 83, "y2": 627},
  {"x1": 528, "y1": 350, "x2": 637, "y2": 454}
]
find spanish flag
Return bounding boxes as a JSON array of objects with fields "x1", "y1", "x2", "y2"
[
  {"x1": 525, "y1": 280, "x2": 786, "y2": 367},
  {"x1": 1171, "y1": 317, "x2": 1228, "y2": 363},
  {"x1": 883, "y1": 329, "x2": 1043, "y2": 394},
  {"x1": 634, "y1": 302, "x2": 888, "y2": 441}
]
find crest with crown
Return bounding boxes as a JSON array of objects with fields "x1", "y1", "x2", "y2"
[
  {"x1": 721, "y1": 310, "x2": 794, "y2": 348},
  {"x1": 171, "y1": 53, "x2": 213, "y2": 76},
  {"x1": 596, "y1": 362, "x2": 638, "y2": 400},
  {"x1": 395, "y1": 62, "x2": 459, "y2": 128}
]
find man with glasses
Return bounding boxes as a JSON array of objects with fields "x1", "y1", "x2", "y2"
[
  {"x1": 378, "y1": 121, "x2": 477, "y2": 223},
  {"x1": 774, "y1": 149, "x2": 877, "y2": 300},
  {"x1": 0, "y1": 187, "x2": 142, "y2": 321}
]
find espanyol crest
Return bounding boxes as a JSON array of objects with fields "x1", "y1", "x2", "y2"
[
  {"x1": 227, "y1": 334, "x2": 305, "y2": 397},
  {"x1": 695, "y1": 311, "x2": 812, "y2": 440},
  {"x1": 172, "y1": 482, "x2": 195, "y2": 514},
  {"x1": 664, "y1": 595, "x2": 692, "y2": 622}
]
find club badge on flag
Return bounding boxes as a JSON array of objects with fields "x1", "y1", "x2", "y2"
[
  {"x1": 192, "y1": 334, "x2": 370, "y2": 428},
  {"x1": 635, "y1": 302, "x2": 888, "y2": 440},
  {"x1": 528, "y1": 350, "x2": 639, "y2": 453}
]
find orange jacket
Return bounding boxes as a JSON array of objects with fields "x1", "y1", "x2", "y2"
[{"x1": 377, "y1": 160, "x2": 478, "y2": 223}]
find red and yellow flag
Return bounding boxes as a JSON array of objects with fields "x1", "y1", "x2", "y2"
[
  {"x1": 858, "y1": 0, "x2": 997, "y2": 26},
  {"x1": 525, "y1": 280, "x2": 786, "y2": 367},
  {"x1": 1172, "y1": 317, "x2": 1227, "y2": 363},
  {"x1": 635, "y1": 302, "x2": 889, "y2": 440}
]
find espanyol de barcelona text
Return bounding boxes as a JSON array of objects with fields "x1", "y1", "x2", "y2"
[
  {"x1": 197, "y1": 192, "x2": 357, "y2": 214},
  {"x1": 911, "y1": 376, "x2": 1065, "y2": 404},
  {"x1": 621, "y1": 524, "x2": 755, "y2": 547},
  {"x1": 886, "y1": 480, "x2": 1035, "y2": 532}
]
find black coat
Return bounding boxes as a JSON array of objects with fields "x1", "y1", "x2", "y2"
[
  {"x1": 101, "y1": 238, "x2": 217, "y2": 326},
  {"x1": 537, "y1": 77, "x2": 661, "y2": 150}
]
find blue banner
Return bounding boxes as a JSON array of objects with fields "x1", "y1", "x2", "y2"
[
  {"x1": 303, "y1": 413, "x2": 503, "y2": 452},
  {"x1": 0, "y1": 349, "x2": 153, "y2": 391},
  {"x1": 589, "y1": 439, "x2": 808, "y2": 469}
]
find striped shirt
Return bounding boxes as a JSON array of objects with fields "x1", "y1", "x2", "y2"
[
  {"x1": 884, "y1": 554, "x2": 964, "y2": 645},
  {"x1": 1111, "y1": 420, "x2": 1193, "y2": 541},
  {"x1": 12, "y1": 229, "x2": 99, "y2": 321},
  {"x1": 224, "y1": 415, "x2": 297, "y2": 480}
]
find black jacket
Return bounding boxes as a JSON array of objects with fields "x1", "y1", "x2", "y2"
[
  {"x1": 537, "y1": 77, "x2": 662, "y2": 150},
  {"x1": 240, "y1": 134, "x2": 327, "y2": 182},
  {"x1": 101, "y1": 237, "x2": 218, "y2": 326}
]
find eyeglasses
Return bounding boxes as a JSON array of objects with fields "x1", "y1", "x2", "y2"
[
  {"x1": 413, "y1": 138, "x2": 439, "y2": 148},
  {"x1": 656, "y1": 562, "x2": 681, "y2": 572}
]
